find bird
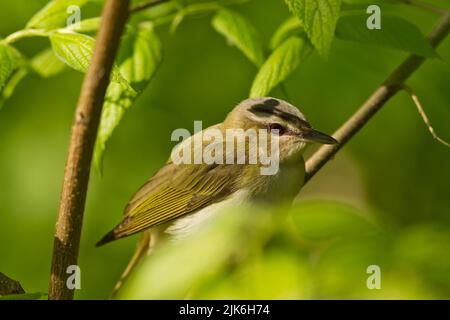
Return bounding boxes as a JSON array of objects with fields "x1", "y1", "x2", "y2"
[{"x1": 96, "y1": 97, "x2": 337, "y2": 293}]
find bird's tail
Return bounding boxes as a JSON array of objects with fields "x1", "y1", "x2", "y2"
[{"x1": 110, "y1": 231, "x2": 152, "y2": 299}]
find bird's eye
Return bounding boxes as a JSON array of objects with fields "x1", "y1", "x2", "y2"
[{"x1": 268, "y1": 123, "x2": 286, "y2": 135}]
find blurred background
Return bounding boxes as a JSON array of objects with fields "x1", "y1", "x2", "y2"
[{"x1": 0, "y1": 0, "x2": 449, "y2": 299}]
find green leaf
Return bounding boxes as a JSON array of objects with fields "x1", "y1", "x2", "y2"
[
  {"x1": 270, "y1": 16, "x2": 303, "y2": 50},
  {"x1": 250, "y1": 36, "x2": 312, "y2": 98},
  {"x1": 49, "y1": 31, "x2": 95, "y2": 73},
  {"x1": 49, "y1": 31, "x2": 131, "y2": 88},
  {"x1": 31, "y1": 48, "x2": 67, "y2": 78},
  {"x1": 0, "y1": 68, "x2": 27, "y2": 109},
  {"x1": 94, "y1": 24, "x2": 162, "y2": 172},
  {"x1": 284, "y1": 0, "x2": 342, "y2": 58},
  {"x1": 116, "y1": 24, "x2": 162, "y2": 93},
  {"x1": 0, "y1": 43, "x2": 21, "y2": 91},
  {"x1": 142, "y1": 0, "x2": 181, "y2": 20},
  {"x1": 118, "y1": 206, "x2": 273, "y2": 299},
  {"x1": 26, "y1": 0, "x2": 88, "y2": 30},
  {"x1": 336, "y1": 14, "x2": 437, "y2": 58},
  {"x1": 212, "y1": 9, "x2": 265, "y2": 66},
  {"x1": 0, "y1": 43, "x2": 24, "y2": 108},
  {"x1": 66, "y1": 17, "x2": 101, "y2": 34}
]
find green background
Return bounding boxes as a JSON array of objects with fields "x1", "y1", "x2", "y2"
[{"x1": 0, "y1": 0, "x2": 449, "y2": 299}]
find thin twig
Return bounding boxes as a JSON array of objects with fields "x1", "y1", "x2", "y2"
[
  {"x1": 304, "y1": 11, "x2": 450, "y2": 183},
  {"x1": 129, "y1": 0, "x2": 170, "y2": 14},
  {"x1": 48, "y1": 0, "x2": 130, "y2": 300},
  {"x1": 398, "y1": 0, "x2": 448, "y2": 15},
  {"x1": 3, "y1": 29, "x2": 48, "y2": 44},
  {"x1": 402, "y1": 85, "x2": 450, "y2": 147}
]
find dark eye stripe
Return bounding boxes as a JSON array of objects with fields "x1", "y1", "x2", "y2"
[
  {"x1": 250, "y1": 104, "x2": 274, "y2": 113},
  {"x1": 264, "y1": 98, "x2": 280, "y2": 107},
  {"x1": 249, "y1": 103, "x2": 311, "y2": 128}
]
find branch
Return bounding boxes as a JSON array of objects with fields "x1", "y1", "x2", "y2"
[
  {"x1": 48, "y1": 0, "x2": 130, "y2": 300},
  {"x1": 0, "y1": 272, "x2": 25, "y2": 296},
  {"x1": 304, "y1": 11, "x2": 450, "y2": 183},
  {"x1": 129, "y1": 0, "x2": 170, "y2": 14}
]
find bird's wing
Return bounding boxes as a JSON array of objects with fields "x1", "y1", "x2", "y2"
[{"x1": 96, "y1": 161, "x2": 252, "y2": 246}]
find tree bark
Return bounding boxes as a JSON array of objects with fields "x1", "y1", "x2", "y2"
[
  {"x1": 304, "y1": 11, "x2": 450, "y2": 183},
  {"x1": 48, "y1": 0, "x2": 130, "y2": 300},
  {"x1": 0, "y1": 272, "x2": 25, "y2": 296}
]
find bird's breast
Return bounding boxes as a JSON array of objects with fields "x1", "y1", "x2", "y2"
[{"x1": 164, "y1": 189, "x2": 251, "y2": 241}]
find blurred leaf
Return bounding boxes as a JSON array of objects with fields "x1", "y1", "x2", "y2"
[
  {"x1": 336, "y1": 14, "x2": 437, "y2": 58},
  {"x1": 270, "y1": 16, "x2": 303, "y2": 50},
  {"x1": 284, "y1": 0, "x2": 342, "y2": 58},
  {"x1": 66, "y1": 17, "x2": 101, "y2": 34},
  {"x1": 0, "y1": 292, "x2": 46, "y2": 300},
  {"x1": 0, "y1": 69, "x2": 27, "y2": 109},
  {"x1": 0, "y1": 43, "x2": 24, "y2": 108},
  {"x1": 290, "y1": 201, "x2": 374, "y2": 241},
  {"x1": 94, "y1": 24, "x2": 162, "y2": 173},
  {"x1": 142, "y1": 0, "x2": 181, "y2": 20},
  {"x1": 0, "y1": 43, "x2": 21, "y2": 91},
  {"x1": 212, "y1": 8, "x2": 265, "y2": 66},
  {"x1": 31, "y1": 48, "x2": 66, "y2": 78},
  {"x1": 394, "y1": 225, "x2": 450, "y2": 275},
  {"x1": 250, "y1": 36, "x2": 312, "y2": 98},
  {"x1": 26, "y1": 0, "x2": 88, "y2": 30},
  {"x1": 198, "y1": 250, "x2": 311, "y2": 299},
  {"x1": 118, "y1": 206, "x2": 273, "y2": 299},
  {"x1": 49, "y1": 31, "x2": 131, "y2": 88},
  {"x1": 315, "y1": 235, "x2": 389, "y2": 297}
]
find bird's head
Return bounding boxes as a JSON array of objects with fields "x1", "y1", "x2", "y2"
[{"x1": 223, "y1": 97, "x2": 338, "y2": 163}]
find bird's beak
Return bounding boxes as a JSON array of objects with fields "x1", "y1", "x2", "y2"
[{"x1": 301, "y1": 128, "x2": 338, "y2": 145}]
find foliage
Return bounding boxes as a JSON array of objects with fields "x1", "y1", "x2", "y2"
[
  {"x1": 212, "y1": 8, "x2": 265, "y2": 66},
  {"x1": 284, "y1": 0, "x2": 342, "y2": 58},
  {"x1": 0, "y1": 0, "x2": 449, "y2": 299},
  {"x1": 94, "y1": 23, "x2": 162, "y2": 172},
  {"x1": 250, "y1": 36, "x2": 312, "y2": 98},
  {"x1": 336, "y1": 14, "x2": 437, "y2": 57},
  {"x1": 26, "y1": 0, "x2": 89, "y2": 30},
  {"x1": 0, "y1": 0, "x2": 439, "y2": 173},
  {"x1": 118, "y1": 201, "x2": 450, "y2": 299}
]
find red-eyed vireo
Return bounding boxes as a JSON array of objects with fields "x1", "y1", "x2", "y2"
[{"x1": 96, "y1": 97, "x2": 337, "y2": 290}]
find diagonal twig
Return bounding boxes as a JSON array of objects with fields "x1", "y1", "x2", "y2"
[
  {"x1": 129, "y1": 0, "x2": 170, "y2": 14},
  {"x1": 304, "y1": 11, "x2": 450, "y2": 183}
]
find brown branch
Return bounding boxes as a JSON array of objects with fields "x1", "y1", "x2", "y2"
[
  {"x1": 304, "y1": 11, "x2": 450, "y2": 183},
  {"x1": 129, "y1": 0, "x2": 170, "y2": 14},
  {"x1": 48, "y1": 0, "x2": 130, "y2": 300},
  {"x1": 0, "y1": 272, "x2": 25, "y2": 296}
]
